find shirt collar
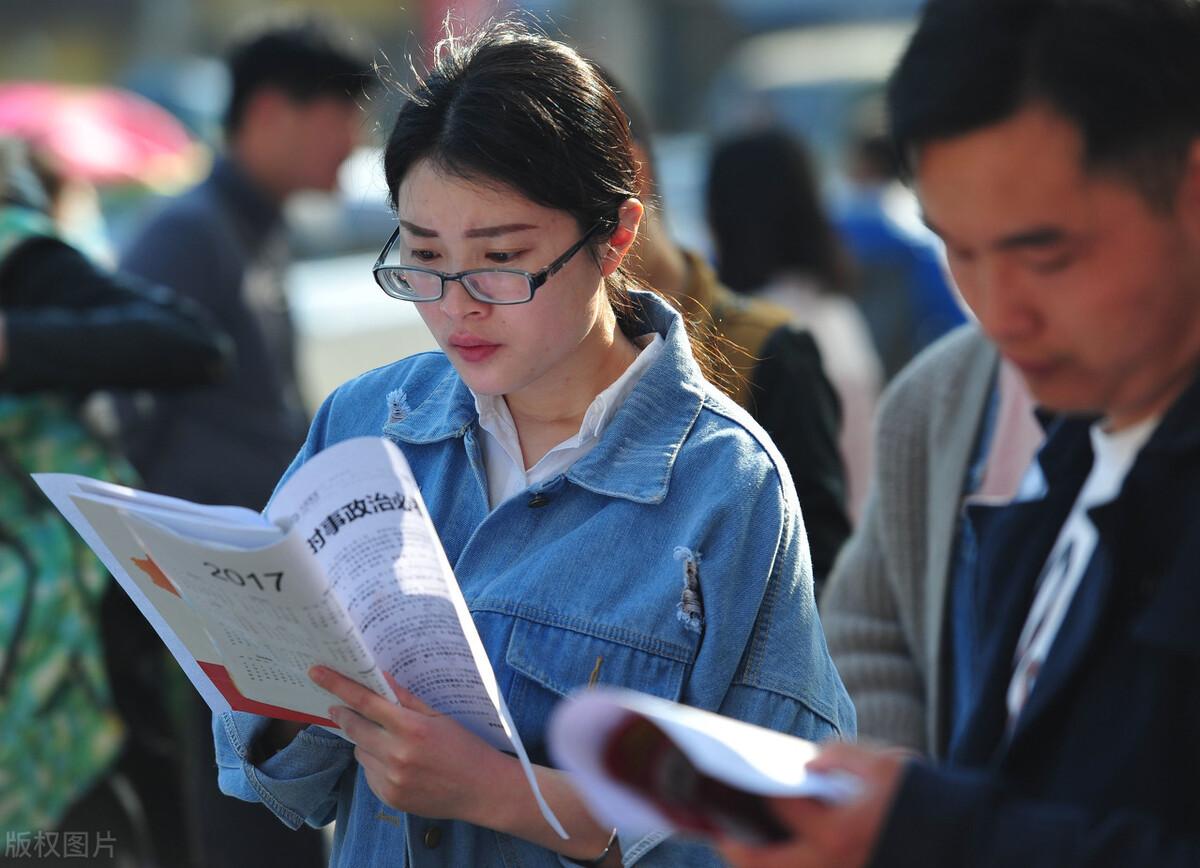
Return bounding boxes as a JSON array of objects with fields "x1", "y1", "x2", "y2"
[
  {"x1": 383, "y1": 290, "x2": 706, "y2": 503},
  {"x1": 471, "y1": 332, "x2": 663, "y2": 458}
]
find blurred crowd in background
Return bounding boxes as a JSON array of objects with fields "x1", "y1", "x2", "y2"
[
  {"x1": 0, "y1": 1, "x2": 965, "y2": 865},
  {"x1": 0, "y1": 0, "x2": 960, "y2": 413}
]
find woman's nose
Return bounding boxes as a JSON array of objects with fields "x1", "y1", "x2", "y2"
[{"x1": 437, "y1": 278, "x2": 488, "y2": 319}]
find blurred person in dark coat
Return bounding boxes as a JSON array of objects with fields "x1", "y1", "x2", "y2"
[
  {"x1": 0, "y1": 135, "x2": 230, "y2": 866},
  {"x1": 706, "y1": 129, "x2": 883, "y2": 519}
]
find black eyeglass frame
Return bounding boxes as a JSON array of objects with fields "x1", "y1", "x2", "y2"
[{"x1": 372, "y1": 222, "x2": 606, "y2": 305}]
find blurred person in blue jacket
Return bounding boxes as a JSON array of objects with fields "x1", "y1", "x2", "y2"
[
  {"x1": 835, "y1": 103, "x2": 966, "y2": 382},
  {"x1": 114, "y1": 11, "x2": 374, "y2": 868},
  {"x1": 212, "y1": 21, "x2": 853, "y2": 868}
]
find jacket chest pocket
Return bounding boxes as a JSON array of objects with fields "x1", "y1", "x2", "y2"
[{"x1": 503, "y1": 618, "x2": 693, "y2": 767}]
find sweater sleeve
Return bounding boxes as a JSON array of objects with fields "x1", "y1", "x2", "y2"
[{"x1": 819, "y1": 486, "x2": 927, "y2": 751}]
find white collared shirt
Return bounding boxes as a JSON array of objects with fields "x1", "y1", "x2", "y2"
[{"x1": 472, "y1": 334, "x2": 664, "y2": 509}]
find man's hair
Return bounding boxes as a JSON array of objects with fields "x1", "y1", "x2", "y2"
[
  {"x1": 888, "y1": 0, "x2": 1200, "y2": 207},
  {"x1": 224, "y1": 11, "x2": 374, "y2": 134}
]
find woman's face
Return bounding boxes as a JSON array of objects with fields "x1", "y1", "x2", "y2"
[{"x1": 395, "y1": 159, "x2": 618, "y2": 400}]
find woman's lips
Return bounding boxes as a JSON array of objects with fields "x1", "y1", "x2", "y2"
[{"x1": 449, "y1": 335, "x2": 501, "y2": 363}]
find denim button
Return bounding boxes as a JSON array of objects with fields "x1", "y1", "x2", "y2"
[
  {"x1": 527, "y1": 493, "x2": 550, "y2": 508},
  {"x1": 423, "y1": 825, "x2": 442, "y2": 849}
]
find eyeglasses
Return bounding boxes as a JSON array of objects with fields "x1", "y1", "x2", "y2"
[{"x1": 372, "y1": 223, "x2": 604, "y2": 305}]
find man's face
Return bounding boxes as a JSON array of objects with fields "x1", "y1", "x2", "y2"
[
  {"x1": 280, "y1": 94, "x2": 362, "y2": 193},
  {"x1": 915, "y1": 104, "x2": 1200, "y2": 428}
]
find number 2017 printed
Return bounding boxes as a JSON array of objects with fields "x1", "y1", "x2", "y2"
[{"x1": 202, "y1": 562, "x2": 284, "y2": 592}]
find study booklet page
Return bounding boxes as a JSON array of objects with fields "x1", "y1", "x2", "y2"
[{"x1": 34, "y1": 436, "x2": 566, "y2": 836}]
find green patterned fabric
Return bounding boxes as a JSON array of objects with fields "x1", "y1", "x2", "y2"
[{"x1": 0, "y1": 206, "x2": 139, "y2": 832}]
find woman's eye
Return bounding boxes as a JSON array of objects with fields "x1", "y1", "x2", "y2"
[
  {"x1": 409, "y1": 249, "x2": 439, "y2": 263},
  {"x1": 486, "y1": 250, "x2": 524, "y2": 265}
]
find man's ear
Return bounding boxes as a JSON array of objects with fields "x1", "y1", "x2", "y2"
[{"x1": 600, "y1": 198, "x2": 645, "y2": 277}]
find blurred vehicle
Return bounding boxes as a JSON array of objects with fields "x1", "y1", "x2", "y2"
[{"x1": 707, "y1": 20, "x2": 914, "y2": 177}]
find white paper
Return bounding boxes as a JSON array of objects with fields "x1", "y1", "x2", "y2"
[{"x1": 548, "y1": 687, "x2": 860, "y2": 841}]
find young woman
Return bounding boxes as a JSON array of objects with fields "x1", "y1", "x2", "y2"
[{"x1": 213, "y1": 23, "x2": 854, "y2": 867}]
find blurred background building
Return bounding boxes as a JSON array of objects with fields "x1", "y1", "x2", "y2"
[{"x1": 0, "y1": 0, "x2": 942, "y2": 412}]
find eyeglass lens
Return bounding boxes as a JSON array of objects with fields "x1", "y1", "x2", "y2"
[{"x1": 383, "y1": 268, "x2": 533, "y2": 303}]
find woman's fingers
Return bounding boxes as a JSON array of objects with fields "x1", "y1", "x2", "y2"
[{"x1": 310, "y1": 665, "x2": 404, "y2": 728}]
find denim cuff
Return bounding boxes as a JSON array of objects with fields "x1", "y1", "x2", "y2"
[{"x1": 214, "y1": 711, "x2": 355, "y2": 829}]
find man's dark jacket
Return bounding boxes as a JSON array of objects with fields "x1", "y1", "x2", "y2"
[{"x1": 871, "y1": 371, "x2": 1200, "y2": 867}]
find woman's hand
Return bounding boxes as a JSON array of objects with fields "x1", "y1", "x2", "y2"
[{"x1": 309, "y1": 665, "x2": 506, "y2": 824}]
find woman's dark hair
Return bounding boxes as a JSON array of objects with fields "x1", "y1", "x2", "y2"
[
  {"x1": 383, "y1": 22, "x2": 637, "y2": 301},
  {"x1": 888, "y1": 0, "x2": 1200, "y2": 210},
  {"x1": 705, "y1": 128, "x2": 849, "y2": 295}
]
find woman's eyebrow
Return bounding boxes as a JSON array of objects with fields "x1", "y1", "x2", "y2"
[
  {"x1": 465, "y1": 223, "x2": 539, "y2": 238},
  {"x1": 399, "y1": 220, "x2": 437, "y2": 238},
  {"x1": 398, "y1": 221, "x2": 539, "y2": 239}
]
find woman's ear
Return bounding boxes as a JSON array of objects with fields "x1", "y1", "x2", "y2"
[{"x1": 600, "y1": 198, "x2": 645, "y2": 277}]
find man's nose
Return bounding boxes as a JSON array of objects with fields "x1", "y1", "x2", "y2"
[{"x1": 969, "y1": 258, "x2": 1040, "y2": 343}]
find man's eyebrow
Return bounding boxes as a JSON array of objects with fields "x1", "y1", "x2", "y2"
[
  {"x1": 920, "y1": 216, "x2": 1067, "y2": 250},
  {"x1": 994, "y1": 227, "x2": 1068, "y2": 251},
  {"x1": 397, "y1": 221, "x2": 539, "y2": 239}
]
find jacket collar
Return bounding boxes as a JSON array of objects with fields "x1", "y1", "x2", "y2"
[
  {"x1": 954, "y1": 366, "x2": 1200, "y2": 762},
  {"x1": 383, "y1": 290, "x2": 706, "y2": 504}
]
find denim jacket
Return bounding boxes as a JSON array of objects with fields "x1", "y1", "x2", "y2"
[{"x1": 214, "y1": 290, "x2": 855, "y2": 867}]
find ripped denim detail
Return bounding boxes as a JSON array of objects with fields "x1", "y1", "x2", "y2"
[
  {"x1": 386, "y1": 389, "x2": 409, "y2": 425},
  {"x1": 673, "y1": 545, "x2": 704, "y2": 634}
]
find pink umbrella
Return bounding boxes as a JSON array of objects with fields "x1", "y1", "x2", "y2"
[{"x1": 0, "y1": 82, "x2": 206, "y2": 190}]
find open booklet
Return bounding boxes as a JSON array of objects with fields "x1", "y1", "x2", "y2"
[
  {"x1": 547, "y1": 687, "x2": 860, "y2": 845},
  {"x1": 34, "y1": 435, "x2": 565, "y2": 837}
]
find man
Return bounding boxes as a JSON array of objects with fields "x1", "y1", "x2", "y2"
[
  {"x1": 722, "y1": 0, "x2": 1200, "y2": 865},
  {"x1": 116, "y1": 14, "x2": 373, "y2": 867},
  {"x1": 608, "y1": 77, "x2": 851, "y2": 591},
  {"x1": 119, "y1": 13, "x2": 371, "y2": 509}
]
